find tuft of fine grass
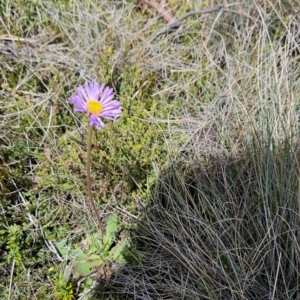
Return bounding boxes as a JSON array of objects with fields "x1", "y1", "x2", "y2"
[{"x1": 105, "y1": 128, "x2": 300, "y2": 300}]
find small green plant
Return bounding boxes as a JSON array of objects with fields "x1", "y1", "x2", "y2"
[
  {"x1": 55, "y1": 81, "x2": 127, "y2": 295},
  {"x1": 55, "y1": 214, "x2": 129, "y2": 295},
  {"x1": 6, "y1": 224, "x2": 23, "y2": 266},
  {"x1": 54, "y1": 274, "x2": 74, "y2": 300}
]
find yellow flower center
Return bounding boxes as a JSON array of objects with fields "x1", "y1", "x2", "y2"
[{"x1": 87, "y1": 100, "x2": 103, "y2": 115}]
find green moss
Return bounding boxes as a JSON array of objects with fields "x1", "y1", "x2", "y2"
[{"x1": 54, "y1": 275, "x2": 74, "y2": 300}]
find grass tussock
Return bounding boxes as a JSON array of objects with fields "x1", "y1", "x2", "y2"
[
  {"x1": 105, "y1": 131, "x2": 300, "y2": 300},
  {"x1": 0, "y1": 0, "x2": 300, "y2": 298}
]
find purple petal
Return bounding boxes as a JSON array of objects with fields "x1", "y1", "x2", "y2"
[
  {"x1": 77, "y1": 85, "x2": 89, "y2": 102},
  {"x1": 68, "y1": 81, "x2": 122, "y2": 130},
  {"x1": 89, "y1": 115, "x2": 105, "y2": 129},
  {"x1": 88, "y1": 82, "x2": 101, "y2": 100},
  {"x1": 101, "y1": 94, "x2": 115, "y2": 105},
  {"x1": 101, "y1": 87, "x2": 113, "y2": 101},
  {"x1": 68, "y1": 95, "x2": 87, "y2": 112}
]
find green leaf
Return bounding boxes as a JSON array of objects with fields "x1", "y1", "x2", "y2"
[
  {"x1": 109, "y1": 236, "x2": 129, "y2": 263},
  {"x1": 86, "y1": 233, "x2": 103, "y2": 254},
  {"x1": 72, "y1": 253, "x2": 103, "y2": 278},
  {"x1": 103, "y1": 214, "x2": 118, "y2": 249},
  {"x1": 71, "y1": 249, "x2": 104, "y2": 279},
  {"x1": 55, "y1": 240, "x2": 70, "y2": 258}
]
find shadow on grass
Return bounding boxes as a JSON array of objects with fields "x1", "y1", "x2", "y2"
[{"x1": 93, "y1": 130, "x2": 300, "y2": 300}]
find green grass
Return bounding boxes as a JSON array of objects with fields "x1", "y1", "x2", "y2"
[{"x1": 0, "y1": 0, "x2": 299, "y2": 299}]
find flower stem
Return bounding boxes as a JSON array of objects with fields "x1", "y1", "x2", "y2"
[{"x1": 86, "y1": 125, "x2": 103, "y2": 236}]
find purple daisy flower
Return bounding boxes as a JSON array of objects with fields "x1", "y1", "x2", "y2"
[{"x1": 68, "y1": 81, "x2": 122, "y2": 129}]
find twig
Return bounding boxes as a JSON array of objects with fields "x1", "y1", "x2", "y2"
[
  {"x1": 148, "y1": 5, "x2": 224, "y2": 39},
  {"x1": 140, "y1": 0, "x2": 175, "y2": 23},
  {"x1": 174, "y1": 5, "x2": 224, "y2": 25},
  {"x1": 150, "y1": 5, "x2": 262, "y2": 40}
]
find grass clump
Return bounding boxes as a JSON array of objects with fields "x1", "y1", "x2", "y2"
[{"x1": 106, "y1": 129, "x2": 300, "y2": 300}]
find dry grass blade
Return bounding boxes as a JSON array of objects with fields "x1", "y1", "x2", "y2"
[{"x1": 140, "y1": 0, "x2": 175, "y2": 23}]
